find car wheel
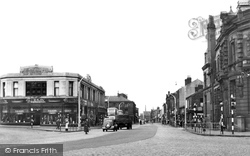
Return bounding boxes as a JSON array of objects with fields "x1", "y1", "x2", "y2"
[{"x1": 103, "y1": 129, "x2": 105, "y2": 132}]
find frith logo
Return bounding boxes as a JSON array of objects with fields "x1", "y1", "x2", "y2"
[{"x1": 188, "y1": 15, "x2": 221, "y2": 41}]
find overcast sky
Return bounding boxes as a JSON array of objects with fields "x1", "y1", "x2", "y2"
[{"x1": 0, "y1": 0, "x2": 239, "y2": 114}]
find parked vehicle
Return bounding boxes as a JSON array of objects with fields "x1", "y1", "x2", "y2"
[
  {"x1": 115, "y1": 114, "x2": 132, "y2": 130},
  {"x1": 102, "y1": 118, "x2": 118, "y2": 132}
]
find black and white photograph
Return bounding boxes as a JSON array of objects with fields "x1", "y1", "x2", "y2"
[{"x1": 0, "y1": 0, "x2": 250, "y2": 156}]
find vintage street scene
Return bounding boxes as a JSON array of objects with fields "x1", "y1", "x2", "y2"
[{"x1": 0, "y1": 0, "x2": 250, "y2": 156}]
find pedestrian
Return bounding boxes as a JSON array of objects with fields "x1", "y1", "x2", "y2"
[
  {"x1": 219, "y1": 118, "x2": 224, "y2": 134},
  {"x1": 56, "y1": 118, "x2": 60, "y2": 129},
  {"x1": 30, "y1": 117, "x2": 34, "y2": 128},
  {"x1": 84, "y1": 118, "x2": 90, "y2": 134},
  {"x1": 65, "y1": 117, "x2": 69, "y2": 132}
]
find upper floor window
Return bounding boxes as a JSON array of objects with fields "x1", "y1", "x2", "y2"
[
  {"x1": 217, "y1": 56, "x2": 220, "y2": 72},
  {"x1": 13, "y1": 82, "x2": 18, "y2": 97},
  {"x1": 2, "y1": 82, "x2": 5, "y2": 97},
  {"x1": 203, "y1": 73, "x2": 207, "y2": 88},
  {"x1": 93, "y1": 90, "x2": 96, "y2": 102},
  {"x1": 54, "y1": 81, "x2": 59, "y2": 96},
  {"x1": 69, "y1": 81, "x2": 73, "y2": 96},
  {"x1": 88, "y1": 87, "x2": 91, "y2": 100},
  {"x1": 230, "y1": 41, "x2": 236, "y2": 64},
  {"x1": 26, "y1": 81, "x2": 46, "y2": 96},
  {"x1": 243, "y1": 37, "x2": 250, "y2": 57},
  {"x1": 81, "y1": 85, "x2": 85, "y2": 98}
]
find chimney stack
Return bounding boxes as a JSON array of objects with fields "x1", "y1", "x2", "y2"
[{"x1": 185, "y1": 76, "x2": 192, "y2": 85}]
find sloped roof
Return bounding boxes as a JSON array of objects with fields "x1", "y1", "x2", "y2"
[{"x1": 105, "y1": 96, "x2": 134, "y2": 103}]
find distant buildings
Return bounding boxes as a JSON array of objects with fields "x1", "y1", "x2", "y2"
[
  {"x1": 105, "y1": 93, "x2": 138, "y2": 123},
  {"x1": 164, "y1": 77, "x2": 203, "y2": 126}
]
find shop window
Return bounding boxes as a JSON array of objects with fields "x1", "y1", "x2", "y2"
[
  {"x1": 41, "y1": 104, "x2": 62, "y2": 125},
  {"x1": 8, "y1": 105, "x2": 30, "y2": 123},
  {"x1": 69, "y1": 81, "x2": 73, "y2": 96},
  {"x1": 26, "y1": 81, "x2": 47, "y2": 96},
  {"x1": 1, "y1": 105, "x2": 8, "y2": 123},
  {"x1": 54, "y1": 81, "x2": 59, "y2": 96}
]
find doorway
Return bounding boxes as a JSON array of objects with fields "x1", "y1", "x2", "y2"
[{"x1": 33, "y1": 110, "x2": 41, "y2": 125}]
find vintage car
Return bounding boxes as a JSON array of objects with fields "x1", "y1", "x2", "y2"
[{"x1": 102, "y1": 118, "x2": 118, "y2": 132}]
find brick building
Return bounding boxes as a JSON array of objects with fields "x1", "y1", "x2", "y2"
[{"x1": 105, "y1": 93, "x2": 138, "y2": 123}]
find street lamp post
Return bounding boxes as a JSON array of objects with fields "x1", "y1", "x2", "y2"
[
  {"x1": 168, "y1": 91, "x2": 176, "y2": 127},
  {"x1": 107, "y1": 96, "x2": 110, "y2": 108},
  {"x1": 193, "y1": 103, "x2": 197, "y2": 132},
  {"x1": 78, "y1": 77, "x2": 84, "y2": 130},
  {"x1": 185, "y1": 100, "x2": 187, "y2": 129}
]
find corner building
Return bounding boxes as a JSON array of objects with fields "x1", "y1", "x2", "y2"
[
  {"x1": 0, "y1": 65, "x2": 105, "y2": 126},
  {"x1": 206, "y1": 1, "x2": 250, "y2": 131}
]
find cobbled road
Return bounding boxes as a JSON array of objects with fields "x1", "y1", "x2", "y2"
[
  {"x1": 1, "y1": 123, "x2": 250, "y2": 156},
  {"x1": 64, "y1": 124, "x2": 250, "y2": 156}
]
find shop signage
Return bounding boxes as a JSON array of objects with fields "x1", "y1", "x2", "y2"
[
  {"x1": 2, "y1": 110, "x2": 7, "y2": 113},
  {"x1": 20, "y1": 65, "x2": 53, "y2": 75},
  {"x1": 64, "y1": 109, "x2": 72, "y2": 113},
  {"x1": 48, "y1": 110, "x2": 58, "y2": 114},
  {"x1": 43, "y1": 109, "x2": 58, "y2": 114},
  {"x1": 64, "y1": 98, "x2": 77, "y2": 103},
  {"x1": 0, "y1": 99, "x2": 8, "y2": 104},
  {"x1": 26, "y1": 98, "x2": 45, "y2": 103},
  {"x1": 11, "y1": 100, "x2": 24, "y2": 103},
  {"x1": 15, "y1": 110, "x2": 24, "y2": 114},
  {"x1": 48, "y1": 99, "x2": 62, "y2": 103}
]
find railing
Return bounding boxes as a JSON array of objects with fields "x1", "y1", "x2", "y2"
[{"x1": 185, "y1": 122, "x2": 222, "y2": 135}]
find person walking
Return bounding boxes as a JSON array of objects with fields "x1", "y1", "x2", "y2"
[
  {"x1": 56, "y1": 118, "x2": 60, "y2": 129},
  {"x1": 30, "y1": 116, "x2": 34, "y2": 128},
  {"x1": 84, "y1": 118, "x2": 90, "y2": 134},
  {"x1": 219, "y1": 118, "x2": 224, "y2": 134},
  {"x1": 65, "y1": 117, "x2": 69, "y2": 132}
]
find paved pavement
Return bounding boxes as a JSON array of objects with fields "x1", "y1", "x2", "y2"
[
  {"x1": 0, "y1": 124, "x2": 141, "y2": 144},
  {"x1": 0, "y1": 124, "x2": 102, "y2": 133},
  {"x1": 184, "y1": 126, "x2": 250, "y2": 137},
  {"x1": 2, "y1": 123, "x2": 250, "y2": 137}
]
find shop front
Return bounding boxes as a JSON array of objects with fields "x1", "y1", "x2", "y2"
[
  {"x1": 0, "y1": 98, "x2": 78, "y2": 126},
  {"x1": 97, "y1": 105, "x2": 106, "y2": 126}
]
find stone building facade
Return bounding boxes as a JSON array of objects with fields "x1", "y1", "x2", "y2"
[
  {"x1": 0, "y1": 65, "x2": 105, "y2": 126},
  {"x1": 205, "y1": 1, "x2": 250, "y2": 131}
]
